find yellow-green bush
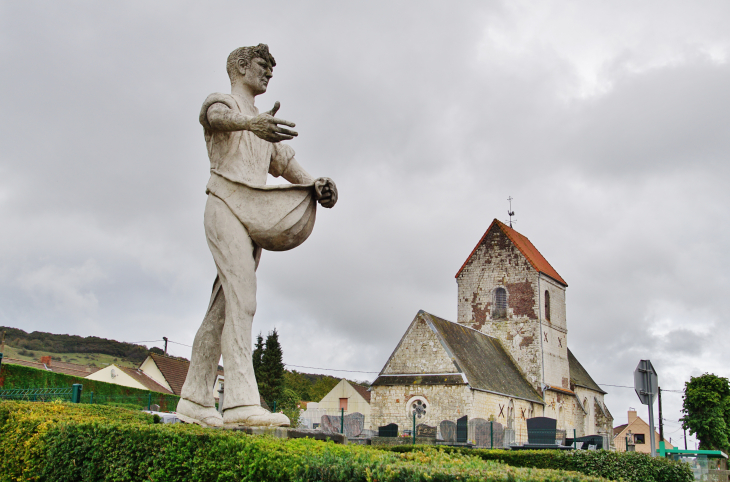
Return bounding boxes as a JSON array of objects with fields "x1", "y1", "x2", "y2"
[
  {"x1": 381, "y1": 445, "x2": 693, "y2": 482},
  {"x1": 1, "y1": 401, "x2": 612, "y2": 481}
]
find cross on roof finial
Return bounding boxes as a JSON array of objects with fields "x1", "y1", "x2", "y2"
[{"x1": 507, "y1": 196, "x2": 516, "y2": 228}]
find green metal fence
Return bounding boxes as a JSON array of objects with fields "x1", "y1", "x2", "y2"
[
  {"x1": 0, "y1": 384, "x2": 179, "y2": 412},
  {"x1": 0, "y1": 385, "x2": 81, "y2": 403}
]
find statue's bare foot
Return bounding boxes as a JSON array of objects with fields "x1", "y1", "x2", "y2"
[
  {"x1": 176, "y1": 398, "x2": 223, "y2": 428},
  {"x1": 223, "y1": 405, "x2": 290, "y2": 427}
]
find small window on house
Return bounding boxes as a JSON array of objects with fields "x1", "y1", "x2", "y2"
[
  {"x1": 339, "y1": 398, "x2": 348, "y2": 411},
  {"x1": 544, "y1": 290, "x2": 551, "y2": 321},
  {"x1": 493, "y1": 287, "x2": 507, "y2": 319},
  {"x1": 634, "y1": 433, "x2": 645, "y2": 444}
]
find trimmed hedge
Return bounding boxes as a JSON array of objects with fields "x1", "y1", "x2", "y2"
[
  {"x1": 1, "y1": 401, "x2": 610, "y2": 481},
  {"x1": 380, "y1": 445, "x2": 693, "y2": 482},
  {"x1": 0, "y1": 363, "x2": 179, "y2": 410}
]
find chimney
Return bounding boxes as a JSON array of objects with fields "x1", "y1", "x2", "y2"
[
  {"x1": 628, "y1": 408, "x2": 637, "y2": 424},
  {"x1": 40, "y1": 356, "x2": 52, "y2": 367}
]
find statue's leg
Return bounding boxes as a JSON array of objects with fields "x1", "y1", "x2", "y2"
[
  {"x1": 204, "y1": 195, "x2": 261, "y2": 410},
  {"x1": 179, "y1": 276, "x2": 224, "y2": 407},
  {"x1": 176, "y1": 274, "x2": 226, "y2": 427}
]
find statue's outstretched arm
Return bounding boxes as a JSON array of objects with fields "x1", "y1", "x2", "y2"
[{"x1": 207, "y1": 101, "x2": 298, "y2": 143}]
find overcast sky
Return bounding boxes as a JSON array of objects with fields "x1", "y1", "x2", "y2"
[{"x1": 3, "y1": 1, "x2": 729, "y2": 447}]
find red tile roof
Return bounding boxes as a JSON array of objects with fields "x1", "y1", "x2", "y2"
[
  {"x1": 351, "y1": 383, "x2": 371, "y2": 403},
  {"x1": 5, "y1": 357, "x2": 100, "y2": 378},
  {"x1": 148, "y1": 353, "x2": 191, "y2": 396},
  {"x1": 120, "y1": 366, "x2": 174, "y2": 394},
  {"x1": 455, "y1": 219, "x2": 567, "y2": 287}
]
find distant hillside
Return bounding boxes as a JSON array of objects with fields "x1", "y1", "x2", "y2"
[
  {"x1": 1, "y1": 326, "x2": 369, "y2": 401},
  {"x1": 1, "y1": 327, "x2": 151, "y2": 363}
]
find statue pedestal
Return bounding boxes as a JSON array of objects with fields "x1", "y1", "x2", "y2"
[{"x1": 227, "y1": 426, "x2": 348, "y2": 444}]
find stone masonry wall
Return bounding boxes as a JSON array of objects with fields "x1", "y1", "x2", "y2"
[
  {"x1": 370, "y1": 384, "x2": 539, "y2": 442},
  {"x1": 456, "y1": 226, "x2": 544, "y2": 391},
  {"x1": 381, "y1": 315, "x2": 458, "y2": 375}
]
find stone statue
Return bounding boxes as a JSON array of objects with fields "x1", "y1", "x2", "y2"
[{"x1": 176, "y1": 44, "x2": 338, "y2": 428}]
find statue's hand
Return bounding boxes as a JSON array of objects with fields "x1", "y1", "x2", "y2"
[
  {"x1": 314, "y1": 178, "x2": 338, "y2": 209},
  {"x1": 247, "y1": 101, "x2": 299, "y2": 143}
]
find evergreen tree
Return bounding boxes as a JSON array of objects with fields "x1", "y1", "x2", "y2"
[
  {"x1": 252, "y1": 332, "x2": 264, "y2": 384},
  {"x1": 259, "y1": 329, "x2": 285, "y2": 405}
]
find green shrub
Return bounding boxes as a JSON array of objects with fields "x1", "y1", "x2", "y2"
[
  {"x1": 379, "y1": 445, "x2": 693, "y2": 482},
  {"x1": 1, "y1": 401, "x2": 611, "y2": 481},
  {"x1": 0, "y1": 363, "x2": 179, "y2": 410}
]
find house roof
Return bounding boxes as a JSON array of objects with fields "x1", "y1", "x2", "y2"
[
  {"x1": 351, "y1": 383, "x2": 371, "y2": 403},
  {"x1": 455, "y1": 219, "x2": 567, "y2": 287},
  {"x1": 119, "y1": 366, "x2": 174, "y2": 394},
  {"x1": 148, "y1": 353, "x2": 191, "y2": 395},
  {"x1": 373, "y1": 311, "x2": 544, "y2": 404},
  {"x1": 4, "y1": 357, "x2": 100, "y2": 378},
  {"x1": 614, "y1": 423, "x2": 628, "y2": 437},
  {"x1": 568, "y1": 349, "x2": 606, "y2": 394},
  {"x1": 44, "y1": 359, "x2": 100, "y2": 377},
  {"x1": 3, "y1": 357, "x2": 48, "y2": 370}
]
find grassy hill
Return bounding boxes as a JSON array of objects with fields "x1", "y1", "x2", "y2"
[
  {"x1": 1, "y1": 344, "x2": 139, "y2": 369},
  {"x1": 1, "y1": 326, "x2": 150, "y2": 364}
]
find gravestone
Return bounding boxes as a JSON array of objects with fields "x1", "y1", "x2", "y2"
[
  {"x1": 456, "y1": 415, "x2": 468, "y2": 443},
  {"x1": 526, "y1": 417, "x2": 557, "y2": 445},
  {"x1": 319, "y1": 413, "x2": 365, "y2": 437},
  {"x1": 150, "y1": 404, "x2": 160, "y2": 412},
  {"x1": 378, "y1": 423, "x2": 398, "y2": 438},
  {"x1": 416, "y1": 423, "x2": 437, "y2": 439},
  {"x1": 320, "y1": 414, "x2": 339, "y2": 434},
  {"x1": 439, "y1": 420, "x2": 457, "y2": 442},
  {"x1": 468, "y1": 418, "x2": 490, "y2": 447}
]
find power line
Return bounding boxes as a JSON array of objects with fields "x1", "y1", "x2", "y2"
[
  {"x1": 285, "y1": 363, "x2": 379, "y2": 374},
  {"x1": 599, "y1": 384, "x2": 683, "y2": 392},
  {"x1": 167, "y1": 340, "x2": 192, "y2": 348}
]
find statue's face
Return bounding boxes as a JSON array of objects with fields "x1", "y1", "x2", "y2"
[{"x1": 239, "y1": 57, "x2": 273, "y2": 96}]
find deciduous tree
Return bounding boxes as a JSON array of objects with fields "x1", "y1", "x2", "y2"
[{"x1": 681, "y1": 373, "x2": 730, "y2": 451}]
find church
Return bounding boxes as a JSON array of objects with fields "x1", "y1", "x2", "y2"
[{"x1": 369, "y1": 219, "x2": 613, "y2": 444}]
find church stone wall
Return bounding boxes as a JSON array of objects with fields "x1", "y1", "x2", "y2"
[
  {"x1": 381, "y1": 315, "x2": 458, "y2": 375},
  {"x1": 370, "y1": 385, "x2": 472, "y2": 431},
  {"x1": 456, "y1": 226, "x2": 543, "y2": 390},
  {"x1": 370, "y1": 385, "x2": 539, "y2": 441}
]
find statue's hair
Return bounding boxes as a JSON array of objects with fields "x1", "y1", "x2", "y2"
[{"x1": 226, "y1": 44, "x2": 276, "y2": 81}]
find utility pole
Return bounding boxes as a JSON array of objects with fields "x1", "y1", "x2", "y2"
[
  {"x1": 658, "y1": 387, "x2": 665, "y2": 456},
  {"x1": 163, "y1": 337, "x2": 168, "y2": 355},
  {"x1": 684, "y1": 427, "x2": 688, "y2": 450}
]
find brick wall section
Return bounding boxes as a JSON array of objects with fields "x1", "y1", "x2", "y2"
[{"x1": 381, "y1": 316, "x2": 458, "y2": 375}]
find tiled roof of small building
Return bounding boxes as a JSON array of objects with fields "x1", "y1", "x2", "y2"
[
  {"x1": 455, "y1": 219, "x2": 567, "y2": 287},
  {"x1": 120, "y1": 366, "x2": 174, "y2": 394},
  {"x1": 148, "y1": 353, "x2": 191, "y2": 395},
  {"x1": 568, "y1": 349, "x2": 606, "y2": 394},
  {"x1": 351, "y1": 383, "x2": 371, "y2": 403},
  {"x1": 373, "y1": 311, "x2": 544, "y2": 404}
]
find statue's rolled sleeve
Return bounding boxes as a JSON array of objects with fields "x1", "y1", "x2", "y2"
[
  {"x1": 199, "y1": 93, "x2": 238, "y2": 131},
  {"x1": 269, "y1": 143, "x2": 295, "y2": 178}
]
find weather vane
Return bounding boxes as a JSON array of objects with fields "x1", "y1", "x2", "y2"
[{"x1": 507, "y1": 196, "x2": 516, "y2": 228}]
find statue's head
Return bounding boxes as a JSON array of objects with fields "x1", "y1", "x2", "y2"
[{"x1": 227, "y1": 44, "x2": 276, "y2": 94}]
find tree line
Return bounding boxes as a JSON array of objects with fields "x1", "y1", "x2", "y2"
[{"x1": 1, "y1": 326, "x2": 151, "y2": 362}]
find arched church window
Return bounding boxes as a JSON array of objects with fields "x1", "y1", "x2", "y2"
[
  {"x1": 493, "y1": 287, "x2": 507, "y2": 319},
  {"x1": 544, "y1": 290, "x2": 551, "y2": 321}
]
